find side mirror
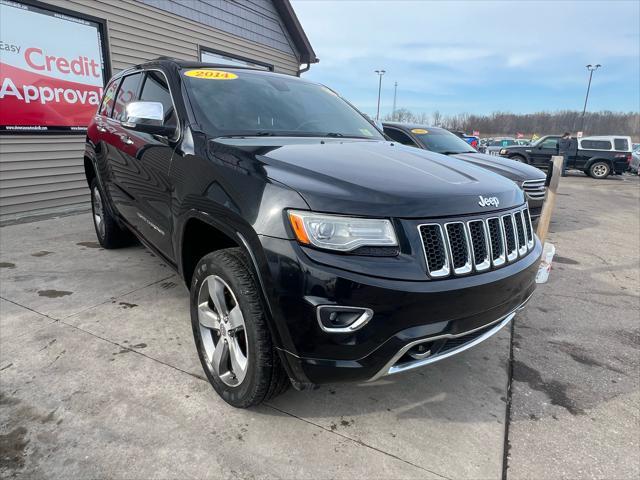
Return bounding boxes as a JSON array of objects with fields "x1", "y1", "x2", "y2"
[{"x1": 121, "y1": 101, "x2": 174, "y2": 136}]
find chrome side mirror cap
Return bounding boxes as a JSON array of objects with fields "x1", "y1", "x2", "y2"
[{"x1": 121, "y1": 101, "x2": 172, "y2": 136}]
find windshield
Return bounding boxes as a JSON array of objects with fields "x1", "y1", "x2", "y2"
[
  {"x1": 182, "y1": 68, "x2": 384, "y2": 139},
  {"x1": 413, "y1": 128, "x2": 476, "y2": 154}
]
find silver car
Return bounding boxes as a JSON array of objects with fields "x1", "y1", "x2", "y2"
[{"x1": 485, "y1": 137, "x2": 518, "y2": 156}]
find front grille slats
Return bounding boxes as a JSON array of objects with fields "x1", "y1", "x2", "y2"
[
  {"x1": 502, "y1": 215, "x2": 518, "y2": 261},
  {"x1": 513, "y1": 211, "x2": 527, "y2": 255},
  {"x1": 523, "y1": 208, "x2": 534, "y2": 248},
  {"x1": 445, "y1": 222, "x2": 472, "y2": 274},
  {"x1": 522, "y1": 179, "x2": 547, "y2": 200},
  {"x1": 419, "y1": 206, "x2": 534, "y2": 279},
  {"x1": 418, "y1": 224, "x2": 449, "y2": 278},
  {"x1": 487, "y1": 217, "x2": 506, "y2": 266},
  {"x1": 468, "y1": 220, "x2": 490, "y2": 271}
]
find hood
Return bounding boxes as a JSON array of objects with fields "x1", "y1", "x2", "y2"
[
  {"x1": 451, "y1": 152, "x2": 546, "y2": 183},
  {"x1": 212, "y1": 138, "x2": 525, "y2": 218}
]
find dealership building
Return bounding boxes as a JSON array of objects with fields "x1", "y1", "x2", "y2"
[{"x1": 0, "y1": 0, "x2": 317, "y2": 223}]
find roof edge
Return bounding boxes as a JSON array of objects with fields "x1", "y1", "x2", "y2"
[{"x1": 273, "y1": 0, "x2": 318, "y2": 65}]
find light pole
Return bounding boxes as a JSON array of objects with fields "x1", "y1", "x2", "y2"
[
  {"x1": 374, "y1": 69, "x2": 386, "y2": 121},
  {"x1": 392, "y1": 81, "x2": 398, "y2": 120},
  {"x1": 580, "y1": 64, "x2": 601, "y2": 132}
]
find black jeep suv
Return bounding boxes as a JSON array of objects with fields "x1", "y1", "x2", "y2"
[{"x1": 85, "y1": 59, "x2": 541, "y2": 407}]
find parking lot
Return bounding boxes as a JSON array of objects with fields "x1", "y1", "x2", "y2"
[{"x1": 1, "y1": 174, "x2": 638, "y2": 479}]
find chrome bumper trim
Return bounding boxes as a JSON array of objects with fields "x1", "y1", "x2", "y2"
[{"x1": 368, "y1": 294, "x2": 533, "y2": 381}]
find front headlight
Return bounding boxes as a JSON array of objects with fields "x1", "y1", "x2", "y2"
[
  {"x1": 499, "y1": 148, "x2": 507, "y2": 155},
  {"x1": 288, "y1": 210, "x2": 398, "y2": 252}
]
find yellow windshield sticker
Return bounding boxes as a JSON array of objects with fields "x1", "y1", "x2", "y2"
[
  {"x1": 411, "y1": 128, "x2": 428, "y2": 134},
  {"x1": 359, "y1": 128, "x2": 374, "y2": 137},
  {"x1": 184, "y1": 69, "x2": 238, "y2": 80}
]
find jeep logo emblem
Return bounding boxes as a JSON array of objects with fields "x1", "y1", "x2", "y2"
[{"x1": 478, "y1": 195, "x2": 500, "y2": 207}]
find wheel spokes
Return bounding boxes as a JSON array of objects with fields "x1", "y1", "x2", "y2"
[
  {"x1": 227, "y1": 306, "x2": 244, "y2": 330},
  {"x1": 208, "y1": 277, "x2": 229, "y2": 317},
  {"x1": 198, "y1": 302, "x2": 220, "y2": 330},
  {"x1": 211, "y1": 338, "x2": 230, "y2": 376},
  {"x1": 228, "y1": 338, "x2": 248, "y2": 382}
]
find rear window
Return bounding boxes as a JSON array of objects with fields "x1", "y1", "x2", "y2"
[
  {"x1": 581, "y1": 140, "x2": 612, "y2": 150},
  {"x1": 614, "y1": 138, "x2": 629, "y2": 151}
]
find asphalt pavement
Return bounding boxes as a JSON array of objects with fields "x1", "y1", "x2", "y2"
[{"x1": 1, "y1": 173, "x2": 638, "y2": 479}]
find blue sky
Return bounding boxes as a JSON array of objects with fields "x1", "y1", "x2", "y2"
[{"x1": 291, "y1": 0, "x2": 640, "y2": 118}]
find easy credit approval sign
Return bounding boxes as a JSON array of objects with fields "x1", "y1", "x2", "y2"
[{"x1": 0, "y1": 1, "x2": 108, "y2": 133}]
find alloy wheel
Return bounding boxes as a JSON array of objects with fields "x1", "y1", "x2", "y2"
[
  {"x1": 197, "y1": 275, "x2": 249, "y2": 387},
  {"x1": 592, "y1": 164, "x2": 608, "y2": 178},
  {"x1": 92, "y1": 186, "x2": 105, "y2": 239}
]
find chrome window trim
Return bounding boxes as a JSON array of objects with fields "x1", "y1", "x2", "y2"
[
  {"x1": 502, "y1": 215, "x2": 518, "y2": 262},
  {"x1": 487, "y1": 217, "x2": 506, "y2": 267},
  {"x1": 467, "y1": 219, "x2": 491, "y2": 272},
  {"x1": 417, "y1": 223, "x2": 450, "y2": 278},
  {"x1": 109, "y1": 67, "x2": 182, "y2": 142},
  {"x1": 444, "y1": 221, "x2": 473, "y2": 275}
]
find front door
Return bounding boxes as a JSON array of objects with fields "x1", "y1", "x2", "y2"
[{"x1": 529, "y1": 136, "x2": 560, "y2": 167}]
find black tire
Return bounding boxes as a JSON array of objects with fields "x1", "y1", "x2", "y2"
[
  {"x1": 509, "y1": 155, "x2": 528, "y2": 164},
  {"x1": 588, "y1": 161, "x2": 610, "y2": 179},
  {"x1": 190, "y1": 248, "x2": 289, "y2": 408},
  {"x1": 90, "y1": 178, "x2": 133, "y2": 248}
]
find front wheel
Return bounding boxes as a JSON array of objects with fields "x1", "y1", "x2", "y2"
[
  {"x1": 190, "y1": 248, "x2": 289, "y2": 408},
  {"x1": 588, "y1": 161, "x2": 610, "y2": 179},
  {"x1": 509, "y1": 155, "x2": 528, "y2": 164}
]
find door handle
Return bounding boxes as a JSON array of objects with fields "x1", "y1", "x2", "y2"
[
  {"x1": 97, "y1": 126, "x2": 107, "y2": 133},
  {"x1": 120, "y1": 135, "x2": 134, "y2": 145}
]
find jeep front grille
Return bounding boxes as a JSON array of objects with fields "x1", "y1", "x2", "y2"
[
  {"x1": 418, "y1": 206, "x2": 535, "y2": 279},
  {"x1": 522, "y1": 179, "x2": 546, "y2": 200}
]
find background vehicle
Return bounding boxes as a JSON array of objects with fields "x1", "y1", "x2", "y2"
[
  {"x1": 629, "y1": 143, "x2": 640, "y2": 174},
  {"x1": 485, "y1": 137, "x2": 517, "y2": 156},
  {"x1": 382, "y1": 123, "x2": 547, "y2": 219},
  {"x1": 85, "y1": 59, "x2": 540, "y2": 407},
  {"x1": 499, "y1": 134, "x2": 632, "y2": 178},
  {"x1": 451, "y1": 130, "x2": 479, "y2": 149}
]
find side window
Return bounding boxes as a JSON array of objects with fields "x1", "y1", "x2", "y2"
[
  {"x1": 581, "y1": 140, "x2": 612, "y2": 150},
  {"x1": 614, "y1": 138, "x2": 629, "y2": 151},
  {"x1": 112, "y1": 73, "x2": 143, "y2": 122},
  {"x1": 98, "y1": 79, "x2": 120, "y2": 117},
  {"x1": 139, "y1": 71, "x2": 177, "y2": 130},
  {"x1": 384, "y1": 128, "x2": 417, "y2": 147},
  {"x1": 540, "y1": 138, "x2": 558, "y2": 149}
]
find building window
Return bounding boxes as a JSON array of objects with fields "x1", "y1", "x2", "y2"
[
  {"x1": 200, "y1": 48, "x2": 273, "y2": 71},
  {"x1": 0, "y1": 1, "x2": 110, "y2": 134}
]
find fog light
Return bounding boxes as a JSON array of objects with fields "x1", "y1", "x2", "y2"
[{"x1": 317, "y1": 305, "x2": 373, "y2": 333}]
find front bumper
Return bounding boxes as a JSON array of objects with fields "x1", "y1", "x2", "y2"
[{"x1": 258, "y1": 235, "x2": 541, "y2": 385}]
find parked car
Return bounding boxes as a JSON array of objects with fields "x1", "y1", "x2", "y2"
[
  {"x1": 85, "y1": 58, "x2": 540, "y2": 407},
  {"x1": 499, "y1": 135, "x2": 632, "y2": 179},
  {"x1": 382, "y1": 123, "x2": 547, "y2": 219},
  {"x1": 451, "y1": 130, "x2": 479, "y2": 149},
  {"x1": 485, "y1": 137, "x2": 517, "y2": 156},
  {"x1": 630, "y1": 144, "x2": 640, "y2": 174}
]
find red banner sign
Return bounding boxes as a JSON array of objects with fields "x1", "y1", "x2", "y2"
[{"x1": 0, "y1": 2, "x2": 108, "y2": 133}]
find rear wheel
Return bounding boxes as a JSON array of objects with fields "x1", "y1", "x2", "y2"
[
  {"x1": 190, "y1": 248, "x2": 289, "y2": 408},
  {"x1": 90, "y1": 179, "x2": 133, "y2": 248},
  {"x1": 588, "y1": 161, "x2": 610, "y2": 179}
]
